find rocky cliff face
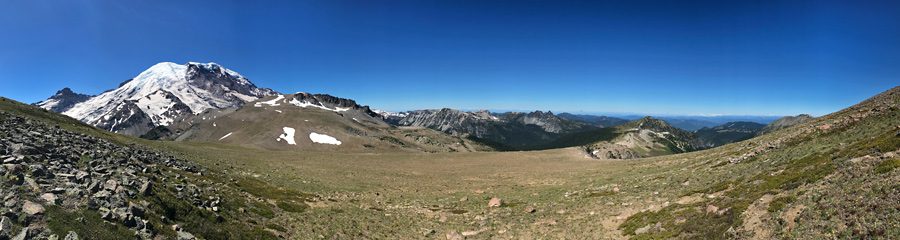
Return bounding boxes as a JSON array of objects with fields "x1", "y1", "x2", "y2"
[{"x1": 32, "y1": 88, "x2": 93, "y2": 113}]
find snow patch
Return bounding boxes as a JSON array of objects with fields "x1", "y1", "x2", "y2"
[
  {"x1": 289, "y1": 98, "x2": 349, "y2": 112},
  {"x1": 254, "y1": 95, "x2": 284, "y2": 107},
  {"x1": 309, "y1": 132, "x2": 341, "y2": 145},
  {"x1": 274, "y1": 110, "x2": 282, "y2": 113},
  {"x1": 277, "y1": 127, "x2": 297, "y2": 145},
  {"x1": 218, "y1": 132, "x2": 232, "y2": 141}
]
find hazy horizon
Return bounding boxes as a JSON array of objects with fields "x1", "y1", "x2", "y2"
[{"x1": 2, "y1": 1, "x2": 899, "y2": 116}]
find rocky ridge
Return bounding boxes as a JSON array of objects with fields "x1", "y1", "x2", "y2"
[{"x1": 382, "y1": 109, "x2": 595, "y2": 146}]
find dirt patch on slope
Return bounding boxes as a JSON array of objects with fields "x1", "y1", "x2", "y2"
[{"x1": 739, "y1": 194, "x2": 775, "y2": 239}]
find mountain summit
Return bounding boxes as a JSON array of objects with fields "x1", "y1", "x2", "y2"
[{"x1": 36, "y1": 62, "x2": 277, "y2": 136}]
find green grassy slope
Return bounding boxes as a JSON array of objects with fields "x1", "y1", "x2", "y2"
[{"x1": 615, "y1": 85, "x2": 900, "y2": 239}]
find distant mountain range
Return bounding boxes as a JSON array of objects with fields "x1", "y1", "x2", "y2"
[{"x1": 379, "y1": 109, "x2": 596, "y2": 146}]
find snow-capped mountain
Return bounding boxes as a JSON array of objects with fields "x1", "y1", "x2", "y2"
[
  {"x1": 32, "y1": 87, "x2": 93, "y2": 113},
  {"x1": 37, "y1": 62, "x2": 277, "y2": 136}
]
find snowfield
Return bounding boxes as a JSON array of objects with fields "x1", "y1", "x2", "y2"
[
  {"x1": 289, "y1": 98, "x2": 349, "y2": 112},
  {"x1": 309, "y1": 132, "x2": 341, "y2": 145},
  {"x1": 277, "y1": 127, "x2": 297, "y2": 145}
]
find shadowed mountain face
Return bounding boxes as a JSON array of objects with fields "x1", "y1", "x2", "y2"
[
  {"x1": 33, "y1": 62, "x2": 277, "y2": 137},
  {"x1": 381, "y1": 109, "x2": 596, "y2": 146},
  {"x1": 694, "y1": 121, "x2": 766, "y2": 147}
]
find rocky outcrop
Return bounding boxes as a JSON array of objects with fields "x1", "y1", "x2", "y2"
[
  {"x1": 32, "y1": 88, "x2": 93, "y2": 113},
  {"x1": 0, "y1": 110, "x2": 211, "y2": 239}
]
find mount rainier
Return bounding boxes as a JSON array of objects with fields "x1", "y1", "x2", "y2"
[{"x1": 34, "y1": 62, "x2": 277, "y2": 136}]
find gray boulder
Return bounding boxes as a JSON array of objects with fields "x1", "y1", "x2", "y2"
[{"x1": 65, "y1": 231, "x2": 79, "y2": 240}]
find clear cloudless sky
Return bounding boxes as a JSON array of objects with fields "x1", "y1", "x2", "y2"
[{"x1": 1, "y1": 0, "x2": 899, "y2": 116}]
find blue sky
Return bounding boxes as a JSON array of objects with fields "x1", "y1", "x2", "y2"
[{"x1": 1, "y1": 0, "x2": 899, "y2": 116}]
